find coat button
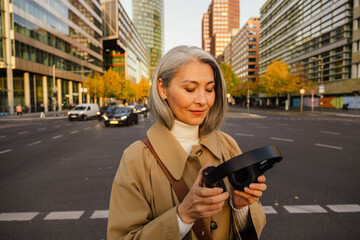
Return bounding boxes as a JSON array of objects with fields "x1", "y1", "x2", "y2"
[
  {"x1": 210, "y1": 220, "x2": 218, "y2": 230},
  {"x1": 196, "y1": 149, "x2": 203, "y2": 156}
]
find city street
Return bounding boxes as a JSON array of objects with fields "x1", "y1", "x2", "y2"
[{"x1": 0, "y1": 109, "x2": 359, "y2": 240}]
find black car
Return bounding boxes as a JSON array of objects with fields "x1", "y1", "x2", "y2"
[
  {"x1": 97, "y1": 105, "x2": 117, "y2": 120},
  {"x1": 103, "y1": 107, "x2": 138, "y2": 127},
  {"x1": 134, "y1": 103, "x2": 149, "y2": 117}
]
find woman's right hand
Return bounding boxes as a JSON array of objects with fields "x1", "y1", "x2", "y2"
[{"x1": 177, "y1": 164, "x2": 230, "y2": 224}]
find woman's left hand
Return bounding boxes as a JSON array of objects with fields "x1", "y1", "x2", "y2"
[{"x1": 231, "y1": 175, "x2": 267, "y2": 209}]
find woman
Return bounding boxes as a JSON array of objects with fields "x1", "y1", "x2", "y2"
[{"x1": 108, "y1": 46, "x2": 267, "y2": 240}]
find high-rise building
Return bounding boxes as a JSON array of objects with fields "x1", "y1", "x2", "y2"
[
  {"x1": 102, "y1": 0, "x2": 149, "y2": 83},
  {"x1": 224, "y1": 18, "x2": 260, "y2": 82},
  {"x1": 352, "y1": 0, "x2": 360, "y2": 79},
  {"x1": 132, "y1": 0, "x2": 164, "y2": 78},
  {"x1": 260, "y1": 0, "x2": 359, "y2": 100},
  {"x1": 202, "y1": 0, "x2": 240, "y2": 58},
  {"x1": 0, "y1": 0, "x2": 103, "y2": 114}
]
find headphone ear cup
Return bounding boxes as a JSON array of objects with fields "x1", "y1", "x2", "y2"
[{"x1": 228, "y1": 165, "x2": 259, "y2": 191}]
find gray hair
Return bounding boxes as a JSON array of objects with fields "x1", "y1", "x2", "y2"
[{"x1": 148, "y1": 45, "x2": 227, "y2": 136}]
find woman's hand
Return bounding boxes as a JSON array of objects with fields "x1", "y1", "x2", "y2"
[
  {"x1": 231, "y1": 175, "x2": 267, "y2": 209},
  {"x1": 177, "y1": 164, "x2": 229, "y2": 224}
]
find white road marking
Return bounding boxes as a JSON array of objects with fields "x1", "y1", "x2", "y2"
[
  {"x1": 0, "y1": 149, "x2": 12, "y2": 155},
  {"x1": 263, "y1": 206, "x2": 277, "y2": 214},
  {"x1": 54, "y1": 125, "x2": 61, "y2": 128},
  {"x1": 70, "y1": 130, "x2": 79, "y2": 134},
  {"x1": 84, "y1": 127, "x2": 90, "y2": 130},
  {"x1": 52, "y1": 135, "x2": 63, "y2": 140},
  {"x1": 287, "y1": 128, "x2": 304, "y2": 131},
  {"x1": 38, "y1": 127, "x2": 47, "y2": 131},
  {"x1": 28, "y1": 141, "x2": 42, "y2": 146},
  {"x1": 284, "y1": 205, "x2": 327, "y2": 213},
  {"x1": 247, "y1": 123, "x2": 261, "y2": 126},
  {"x1": 226, "y1": 123, "x2": 242, "y2": 127},
  {"x1": 275, "y1": 124, "x2": 289, "y2": 126},
  {"x1": 321, "y1": 131, "x2": 340, "y2": 135},
  {"x1": 44, "y1": 211, "x2": 84, "y2": 220},
  {"x1": 0, "y1": 135, "x2": 6, "y2": 139},
  {"x1": 0, "y1": 212, "x2": 39, "y2": 221},
  {"x1": 271, "y1": 137, "x2": 294, "y2": 142},
  {"x1": 18, "y1": 131, "x2": 29, "y2": 135},
  {"x1": 90, "y1": 210, "x2": 109, "y2": 219},
  {"x1": 235, "y1": 133, "x2": 254, "y2": 137},
  {"x1": 255, "y1": 126, "x2": 270, "y2": 129},
  {"x1": 315, "y1": 143, "x2": 343, "y2": 150},
  {"x1": 327, "y1": 204, "x2": 360, "y2": 213}
]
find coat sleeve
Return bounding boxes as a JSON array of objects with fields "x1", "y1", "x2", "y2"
[{"x1": 107, "y1": 142, "x2": 181, "y2": 240}]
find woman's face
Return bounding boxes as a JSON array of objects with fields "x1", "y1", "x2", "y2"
[{"x1": 158, "y1": 60, "x2": 216, "y2": 126}]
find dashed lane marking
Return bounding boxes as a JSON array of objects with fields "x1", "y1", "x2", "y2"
[
  {"x1": 235, "y1": 133, "x2": 255, "y2": 137},
  {"x1": 52, "y1": 135, "x2": 63, "y2": 140},
  {"x1": 321, "y1": 131, "x2": 341, "y2": 135},
  {"x1": 84, "y1": 127, "x2": 91, "y2": 130},
  {"x1": 263, "y1": 206, "x2": 277, "y2": 214},
  {"x1": 90, "y1": 210, "x2": 109, "y2": 219},
  {"x1": 315, "y1": 143, "x2": 343, "y2": 150},
  {"x1": 27, "y1": 141, "x2": 42, "y2": 146},
  {"x1": 327, "y1": 204, "x2": 360, "y2": 213},
  {"x1": 54, "y1": 125, "x2": 61, "y2": 128},
  {"x1": 18, "y1": 131, "x2": 29, "y2": 135},
  {"x1": 255, "y1": 126, "x2": 270, "y2": 129},
  {"x1": 286, "y1": 128, "x2": 304, "y2": 131},
  {"x1": 0, "y1": 212, "x2": 39, "y2": 221},
  {"x1": 0, "y1": 149, "x2": 12, "y2": 155},
  {"x1": 270, "y1": 137, "x2": 295, "y2": 142},
  {"x1": 275, "y1": 124, "x2": 289, "y2": 126},
  {"x1": 38, "y1": 128, "x2": 47, "y2": 131},
  {"x1": 284, "y1": 205, "x2": 327, "y2": 213},
  {"x1": 70, "y1": 130, "x2": 79, "y2": 134},
  {"x1": 44, "y1": 211, "x2": 84, "y2": 220},
  {"x1": 0, "y1": 135, "x2": 6, "y2": 139}
]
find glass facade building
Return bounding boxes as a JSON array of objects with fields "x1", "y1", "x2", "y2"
[
  {"x1": 352, "y1": 0, "x2": 360, "y2": 78},
  {"x1": 0, "y1": 0, "x2": 103, "y2": 113},
  {"x1": 202, "y1": 0, "x2": 240, "y2": 58},
  {"x1": 132, "y1": 0, "x2": 163, "y2": 78},
  {"x1": 102, "y1": 0, "x2": 149, "y2": 83},
  {"x1": 224, "y1": 17, "x2": 260, "y2": 82},
  {"x1": 260, "y1": 0, "x2": 359, "y2": 97}
]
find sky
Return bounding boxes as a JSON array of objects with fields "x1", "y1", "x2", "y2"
[{"x1": 120, "y1": 0, "x2": 268, "y2": 53}]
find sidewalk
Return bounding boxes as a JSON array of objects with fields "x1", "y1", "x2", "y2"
[{"x1": 0, "y1": 111, "x2": 68, "y2": 121}]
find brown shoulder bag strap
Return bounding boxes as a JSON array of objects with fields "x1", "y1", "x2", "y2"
[{"x1": 142, "y1": 137, "x2": 213, "y2": 240}]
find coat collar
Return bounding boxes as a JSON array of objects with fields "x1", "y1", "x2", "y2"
[{"x1": 146, "y1": 122, "x2": 222, "y2": 180}]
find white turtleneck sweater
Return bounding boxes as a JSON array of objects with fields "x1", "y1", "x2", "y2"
[{"x1": 171, "y1": 120, "x2": 250, "y2": 238}]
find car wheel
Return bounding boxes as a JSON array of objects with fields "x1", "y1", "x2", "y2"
[
  {"x1": 83, "y1": 115, "x2": 88, "y2": 121},
  {"x1": 69, "y1": 118, "x2": 73, "y2": 121},
  {"x1": 135, "y1": 118, "x2": 138, "y2": 124},
  {"x1": 104, "y1": 123, "x2": 110, "y2": 127}
]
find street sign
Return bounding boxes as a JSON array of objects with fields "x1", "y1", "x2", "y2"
[
  {"x1": 311, "y1": 89, "x2": 315, "y2": 94},
  {"x1": 319, "y1": 85, "x2": 325, "y2": 94}
]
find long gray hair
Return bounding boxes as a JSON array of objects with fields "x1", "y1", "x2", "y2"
[{"x1": 148, "y1": 45, "x2": 227, "y2": 136}]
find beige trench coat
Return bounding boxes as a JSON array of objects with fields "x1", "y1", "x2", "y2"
[{"x1": 108, "y1": 122, "x2": 266, "y2": 240}]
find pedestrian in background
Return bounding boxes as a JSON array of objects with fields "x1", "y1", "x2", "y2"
[
  {"x1": 107, "y1": 46, "x2": 267, "y2": 240},
  {"x1": 40, "y1": 103, "x2": 45, "y2": 119},
  {"x1": 16, "y1": 104, "x2": 22, "y2": 116}
]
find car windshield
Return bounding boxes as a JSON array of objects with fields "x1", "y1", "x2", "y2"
[
  {"x1": 74, "y1": 106, "x2": 86, "y2": 110},
  {"x1": 113, "y1": 108, "x2": 129, "y2": 114},
  {"x1": 135, "y1": 104, "x2": 144, "y2": 109}
]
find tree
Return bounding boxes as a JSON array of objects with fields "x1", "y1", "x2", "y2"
[
  {"x1": 102, "y1": 68, "x2": 122, "y2": 98},
  {"x1": 84, "y1": 71, "x2": 102, "y2": 99},
  {"x1": 233, "y1": 81, "x2": 259, "y2": 98},
  {"x1": 220, "y1": 63, "x2": 240, "y2": 96},
  {"x1": 259, "y1": 60, "x2": 300, "y2": 106}
]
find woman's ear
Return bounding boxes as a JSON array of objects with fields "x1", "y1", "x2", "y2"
[{"x1": 157, "y1": 78, "x2": 167, "y2": 100}]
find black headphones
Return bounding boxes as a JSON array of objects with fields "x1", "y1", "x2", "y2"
[{"x1": 202, "y1": 146, "x2": 283, "y2": 191}]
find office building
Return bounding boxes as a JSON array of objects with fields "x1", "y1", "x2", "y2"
[
  {"x1": 352, "y1": 0, "x2": 360, "y2": 79},
  {"x1": 0, "y1": 0, "x2": 103, "y2": 114},
  {"x1": 260, "y1": 0, "x2": 359, "y2": 101},
  {"x1": 224, "y1": 17, "x2": 260, "y2": 82},
  {"x1": 202, "y1": 0, "x2": 240, "y2": 58},
  {"x1": 132, "y1": 0, "x2": 164, "y2": 78},
  {"x1": 102, "y1": 0, "x2": 149, "y2": 83}
]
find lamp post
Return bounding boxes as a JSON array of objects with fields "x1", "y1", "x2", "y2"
[
  {"x1": 300, "y1": 88, "x2": 305, "y2": 113},
  {"x1": 310, "y1": 57, "x2": 324, "y2": 113}
]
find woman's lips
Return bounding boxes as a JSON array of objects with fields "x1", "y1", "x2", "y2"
[{"x1": 190, "y1": 110, "x2": 205, "y2": 115}]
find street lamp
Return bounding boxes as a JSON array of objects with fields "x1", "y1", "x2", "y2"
[{"x1": 310, "y1": 57, "x2": 324, "y2": 113}]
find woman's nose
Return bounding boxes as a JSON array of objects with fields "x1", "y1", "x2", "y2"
[{"x1": 194, "y1": 90, "x2": 207, "y2": 105}]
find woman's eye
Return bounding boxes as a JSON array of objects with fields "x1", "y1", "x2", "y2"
[
  {"x1": 206, "y1": 88, "x2": 214, "y2": 92},
  {"x1": 185, "y1": 89, "x2": 195, "y2": 92}
]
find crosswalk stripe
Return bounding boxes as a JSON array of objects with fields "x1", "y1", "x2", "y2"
[
  {"x1": 263, "y1": 206, "x2": 277, "y2": 214},
  {"x1": 90, "y1": 210, "x2": 109, "y2": 219},
  {"x1": 327, "y1": 204, "x2": 360, "y2": 213},
  {"x1": 44, "y1": 211, "x2": 84, "y2": 220},
  {"x1": 284, "y1": 205, "x2": 327, "y2": 213},
  {"x1": 0, "y1": 212, "x2": 39, "y2": 221}
]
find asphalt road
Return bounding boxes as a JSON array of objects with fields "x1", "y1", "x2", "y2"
[{"x1": 0, "y1": 109, "x2": 359, "y2": 240}]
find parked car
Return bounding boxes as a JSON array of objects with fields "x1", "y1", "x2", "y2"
[
  {"x1": 134, "y1": 103, "x2": 149, "y2": 117},
  {"x1": 97, "y1": 105, "x2": 116, "y2": 120},
  {"x1": 103, "y1": 107, "x2": 138, "y2": 127},
  {"x1": 68, "y1": 103, "x2": 99, "y2": 121}
]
